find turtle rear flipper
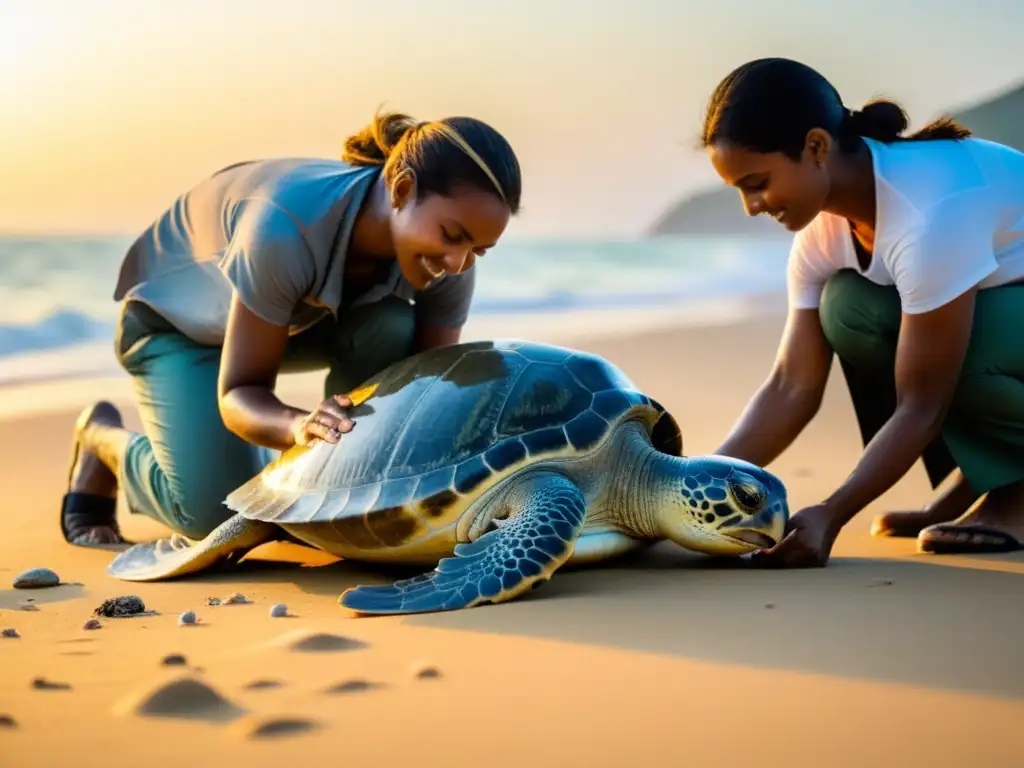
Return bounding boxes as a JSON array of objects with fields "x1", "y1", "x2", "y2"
[
  {"x1": 340, "y1": 472, "x2": 587, "y2": 615},
  {"x1": 106, "y1": 515, "x2": 280, "y2": 582}
]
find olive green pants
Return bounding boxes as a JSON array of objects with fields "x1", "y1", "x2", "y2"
[
  {"x1": 819, "y1": 270, "x2": 1024, "y2": 494},
  {"x1": 115, "y1": 297, "x2": 415, "y2": 539}
]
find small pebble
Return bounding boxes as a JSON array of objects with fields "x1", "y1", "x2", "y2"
[
  {"x1": 0, "y1": 714, "x2": 16, "y2": 728},
  {"x1": 206, "y1": 597, "x2": 222, "y2": 607},
  {"x1": 269, "y1": 603, "x2": 288, "y2": 618},
  {"x1": 161, "y1": 653, "x2": 187, "y2": 666},
  {"x1": 244, "y1": 679, "x2": 283, "y2": 690},
  {"x1": 178, "y1": 610, "x2": 197, "y2": 626},
  {"x1": 868, "y1": 578, "x2": 894, "y2": 588},
  {"x1": 82, "y1": 619, "x2": 102, "y2": 630},
  {"x1": 94, "y1": 595, "x2": 147, "y2": 618},
  {"x1": 764, "y1": 602, "x2": 775, "y2": 609},
  {"x1": 326, "y1": 679, "x2": 376, "y2": 694},
  {"x1": 411, "y1": 661, "x2": 441, "y2": 680},
  {"x1": 224, "y1": 592, "x2": 251, "y2": 605},
  {"x1": 235, "y1": 715, "x2": 318, "y2": 740},
  {"x1": 2, "y1": 628, "x2": 19, "y2": 639},
  {"x1": 31, "y1": 677, "x2": 71, "y2": 691},
  {"x1": 12, "y1": 567, "x2": 60, "y2": 589}
]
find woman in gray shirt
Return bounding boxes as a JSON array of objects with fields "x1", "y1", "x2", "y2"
[{"x1": 60, "y1": 112, "x2": 522, "y2": 547}]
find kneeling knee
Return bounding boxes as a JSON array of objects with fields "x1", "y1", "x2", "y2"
[
  {"x1": 165, "y1": 490, "x2": 235, "y2": 540},
  {"x1": 819, "y1": 270, "x2": 899, "y2": 355}
]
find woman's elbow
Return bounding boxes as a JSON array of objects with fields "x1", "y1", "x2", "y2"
[
  {"x1": 770, "y1": 370, "x2": 827, "y2": 418},
  {"x1": 217, "y1": 387, "x2": 244, "y2": 436},
  {"x1": 899, "y1": 396, "x2": 951, "y2": 439}
]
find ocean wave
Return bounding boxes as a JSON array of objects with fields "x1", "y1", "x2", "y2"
[
  {"x1": 0, "y1": 308, "x2": 115, "y2": 358},
  {"x1": 0, "y1": 234, "x2": 791, "y2": 375}
]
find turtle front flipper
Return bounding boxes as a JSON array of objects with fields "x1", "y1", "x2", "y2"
[
  {"x1": 106, "y1": 514, "x2": 281, "y2": 582},
  {"x1": 340, "y1": 472, "x2": 587, "y2": 615}
]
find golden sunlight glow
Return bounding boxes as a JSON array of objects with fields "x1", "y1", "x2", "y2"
[
  {"x1": 0, "y1": 2, "x2": 1021, "y2": 237},
  {"x1": 0, "y1": 10, "x2": 57, "y2": 100}
]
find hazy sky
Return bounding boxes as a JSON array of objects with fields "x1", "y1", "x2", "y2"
[{"x1": 2, "y1": 0, "x2": 1022, "y2": 239}]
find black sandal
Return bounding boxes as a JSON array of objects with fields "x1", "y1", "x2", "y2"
[
  {"x1": 60, "y1": 493, "x2": 121, "y2": 545},
  {"x1": 61, "y1": 403, "x2": 125, "y2": 547}
]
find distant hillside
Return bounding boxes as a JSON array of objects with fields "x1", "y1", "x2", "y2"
[{"x1": 649, "y1": 81, "x2": 1024, "y2": 237}]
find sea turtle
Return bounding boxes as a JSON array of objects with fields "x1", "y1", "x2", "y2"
[{"x1": 107, "y1": 340, "x2": 789, "y2": 615}]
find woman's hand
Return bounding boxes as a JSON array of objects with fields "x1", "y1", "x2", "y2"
[
  {"x1": 749, "y1": 504, "x2": 840, "y2": 568},
  {"x1": 290, "y1": 395, "x2": 355, "y2": 446}
]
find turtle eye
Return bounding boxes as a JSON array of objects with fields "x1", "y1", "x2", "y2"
[{"x1": 730, "y1": 481, "x2": 765, "y2": 511}]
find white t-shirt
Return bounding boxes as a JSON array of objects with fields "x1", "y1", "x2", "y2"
[{"x1": 788, "y1": 136, "x2": 1024, "y2": 315}]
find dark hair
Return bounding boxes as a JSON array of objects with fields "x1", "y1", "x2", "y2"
[
  {"x1": 342, "y1": 110, "x2": 521, "y2": 214},
  {"x1": 701, "y1": 58, "x2": 971, "y2": 160}
]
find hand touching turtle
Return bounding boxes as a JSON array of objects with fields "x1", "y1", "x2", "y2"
[{"x1": 291, "y1": 395, "x2": 355, "y2": 446}]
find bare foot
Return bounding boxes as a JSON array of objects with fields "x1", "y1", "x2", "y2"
[
  {"x1": 917, "y1": 480, "x2": 1024, "y2": 554},
  {"x1": 870, "y1": 470, "x2": 979, "y2": 538},
  {"x1": 64, "y1": 401, "x2": 125, "y2": 546}
]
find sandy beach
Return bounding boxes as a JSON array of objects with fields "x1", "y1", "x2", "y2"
[{"x1": 2, "y1": 308, "x2": 1023, "y2": 767}]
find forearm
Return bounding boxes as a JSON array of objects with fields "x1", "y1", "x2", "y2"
[
  {"x1": 219, "y1": 386, "x2": 308, "y2": 452},
  {"x1": 821, "y1": 403, "x2": 945, "y2": 528},
  {"x1": 715, "y1": 378, "x2": 821, "y2": 466}
]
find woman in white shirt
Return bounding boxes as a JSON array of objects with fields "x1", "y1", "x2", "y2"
[{"x1": 700, "y1": 57, "x2": 1024, "y2": 566}]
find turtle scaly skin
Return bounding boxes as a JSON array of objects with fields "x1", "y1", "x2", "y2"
[{"x1": 107, "y1": 340, "x2": 789, "y2": 615}]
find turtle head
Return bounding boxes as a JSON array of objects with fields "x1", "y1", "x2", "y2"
[{"x1": 658, "y1": 457, "x2": 789, "y2": 556}]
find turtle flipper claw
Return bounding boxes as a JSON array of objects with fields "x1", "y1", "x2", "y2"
[{"x1": 340, "y1": 472, "x2": 587, "y2": 615}]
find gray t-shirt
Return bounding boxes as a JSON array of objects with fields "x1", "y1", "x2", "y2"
[{"x1": 113, "y1": 158, "x2": 475, "y2": 346}]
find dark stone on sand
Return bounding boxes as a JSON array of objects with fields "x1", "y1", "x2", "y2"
[
  {"x1": 82, "y1": 619, "x2": 102, "y2": 630},
  {"x1": 94, "y1": 596, "x2": 148, "y2": 618},
  {"x1": 13, "y1": 567, "x2": 60, "y2": 589},
  {"x1": 31, "y1": 677, "x2": 71, "y2": 691},
  {"x1": 244, "y1": 679, "x2": 283, "y2": 691},
  {"x1": 162, "y1": 654, "x2": 187, "y2": 666},
  {"x1": 2, "y1": 628, "x2": 19, "y2": 639},
  {"x1": 325, "y1": 678, "x2": 378, "y2": 694},
  {"x1": 0, "y1": 714, "x2": 15, "y2": 728},
  {"x1": 412, "y1": 662, "x2": 441, "y2": 680},
  {"x1": 236, "y1": 716, "x2": 319, "y2": 740}
]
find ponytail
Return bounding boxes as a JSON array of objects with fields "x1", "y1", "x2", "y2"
[
  {"x1": 843, "y1": 98, "x2": 972, "y2": 146},
  {"x1": 339, "y1": 108, "x2": 522, "y2": 214},
  {"x1": 341, "y1": 111, "x2": 419, "y2": 167},
  {"x1": 702, "y1": 58, "x2": 973, "y2": 159}
]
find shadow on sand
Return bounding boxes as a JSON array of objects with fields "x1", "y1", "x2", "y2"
[
  {"x1": 0, "y1": 582, "x2": 86, "y2": 610},
  {"x1": 403, "y1": 543, "x2": 1024, "y2": 702},
  {"x1": 171, "y1": 538, "x2": 1024, "y2": 703}
]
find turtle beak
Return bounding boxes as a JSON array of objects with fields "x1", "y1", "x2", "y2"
[{"x1": 721, "y1": 529, "x2": 778, "y2": 550}]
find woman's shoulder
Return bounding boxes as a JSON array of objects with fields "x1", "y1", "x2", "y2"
[
  {"x1": 234, "y1": 159, "x2": 377, "y2": 221},
  {"x1": 871, "y1": 136, "x2": 1024, "y2": 217},
  {"x1": 790, "y1": 211, "x2": 849, "y2": 259}
]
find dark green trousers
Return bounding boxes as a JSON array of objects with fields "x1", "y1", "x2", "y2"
[
  {"x1": 819, "y1": 269, "x2": 1024, "y2": 495},
  {"x1": 114, "y1": 297, "x2": 415, "y2": 539}
]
